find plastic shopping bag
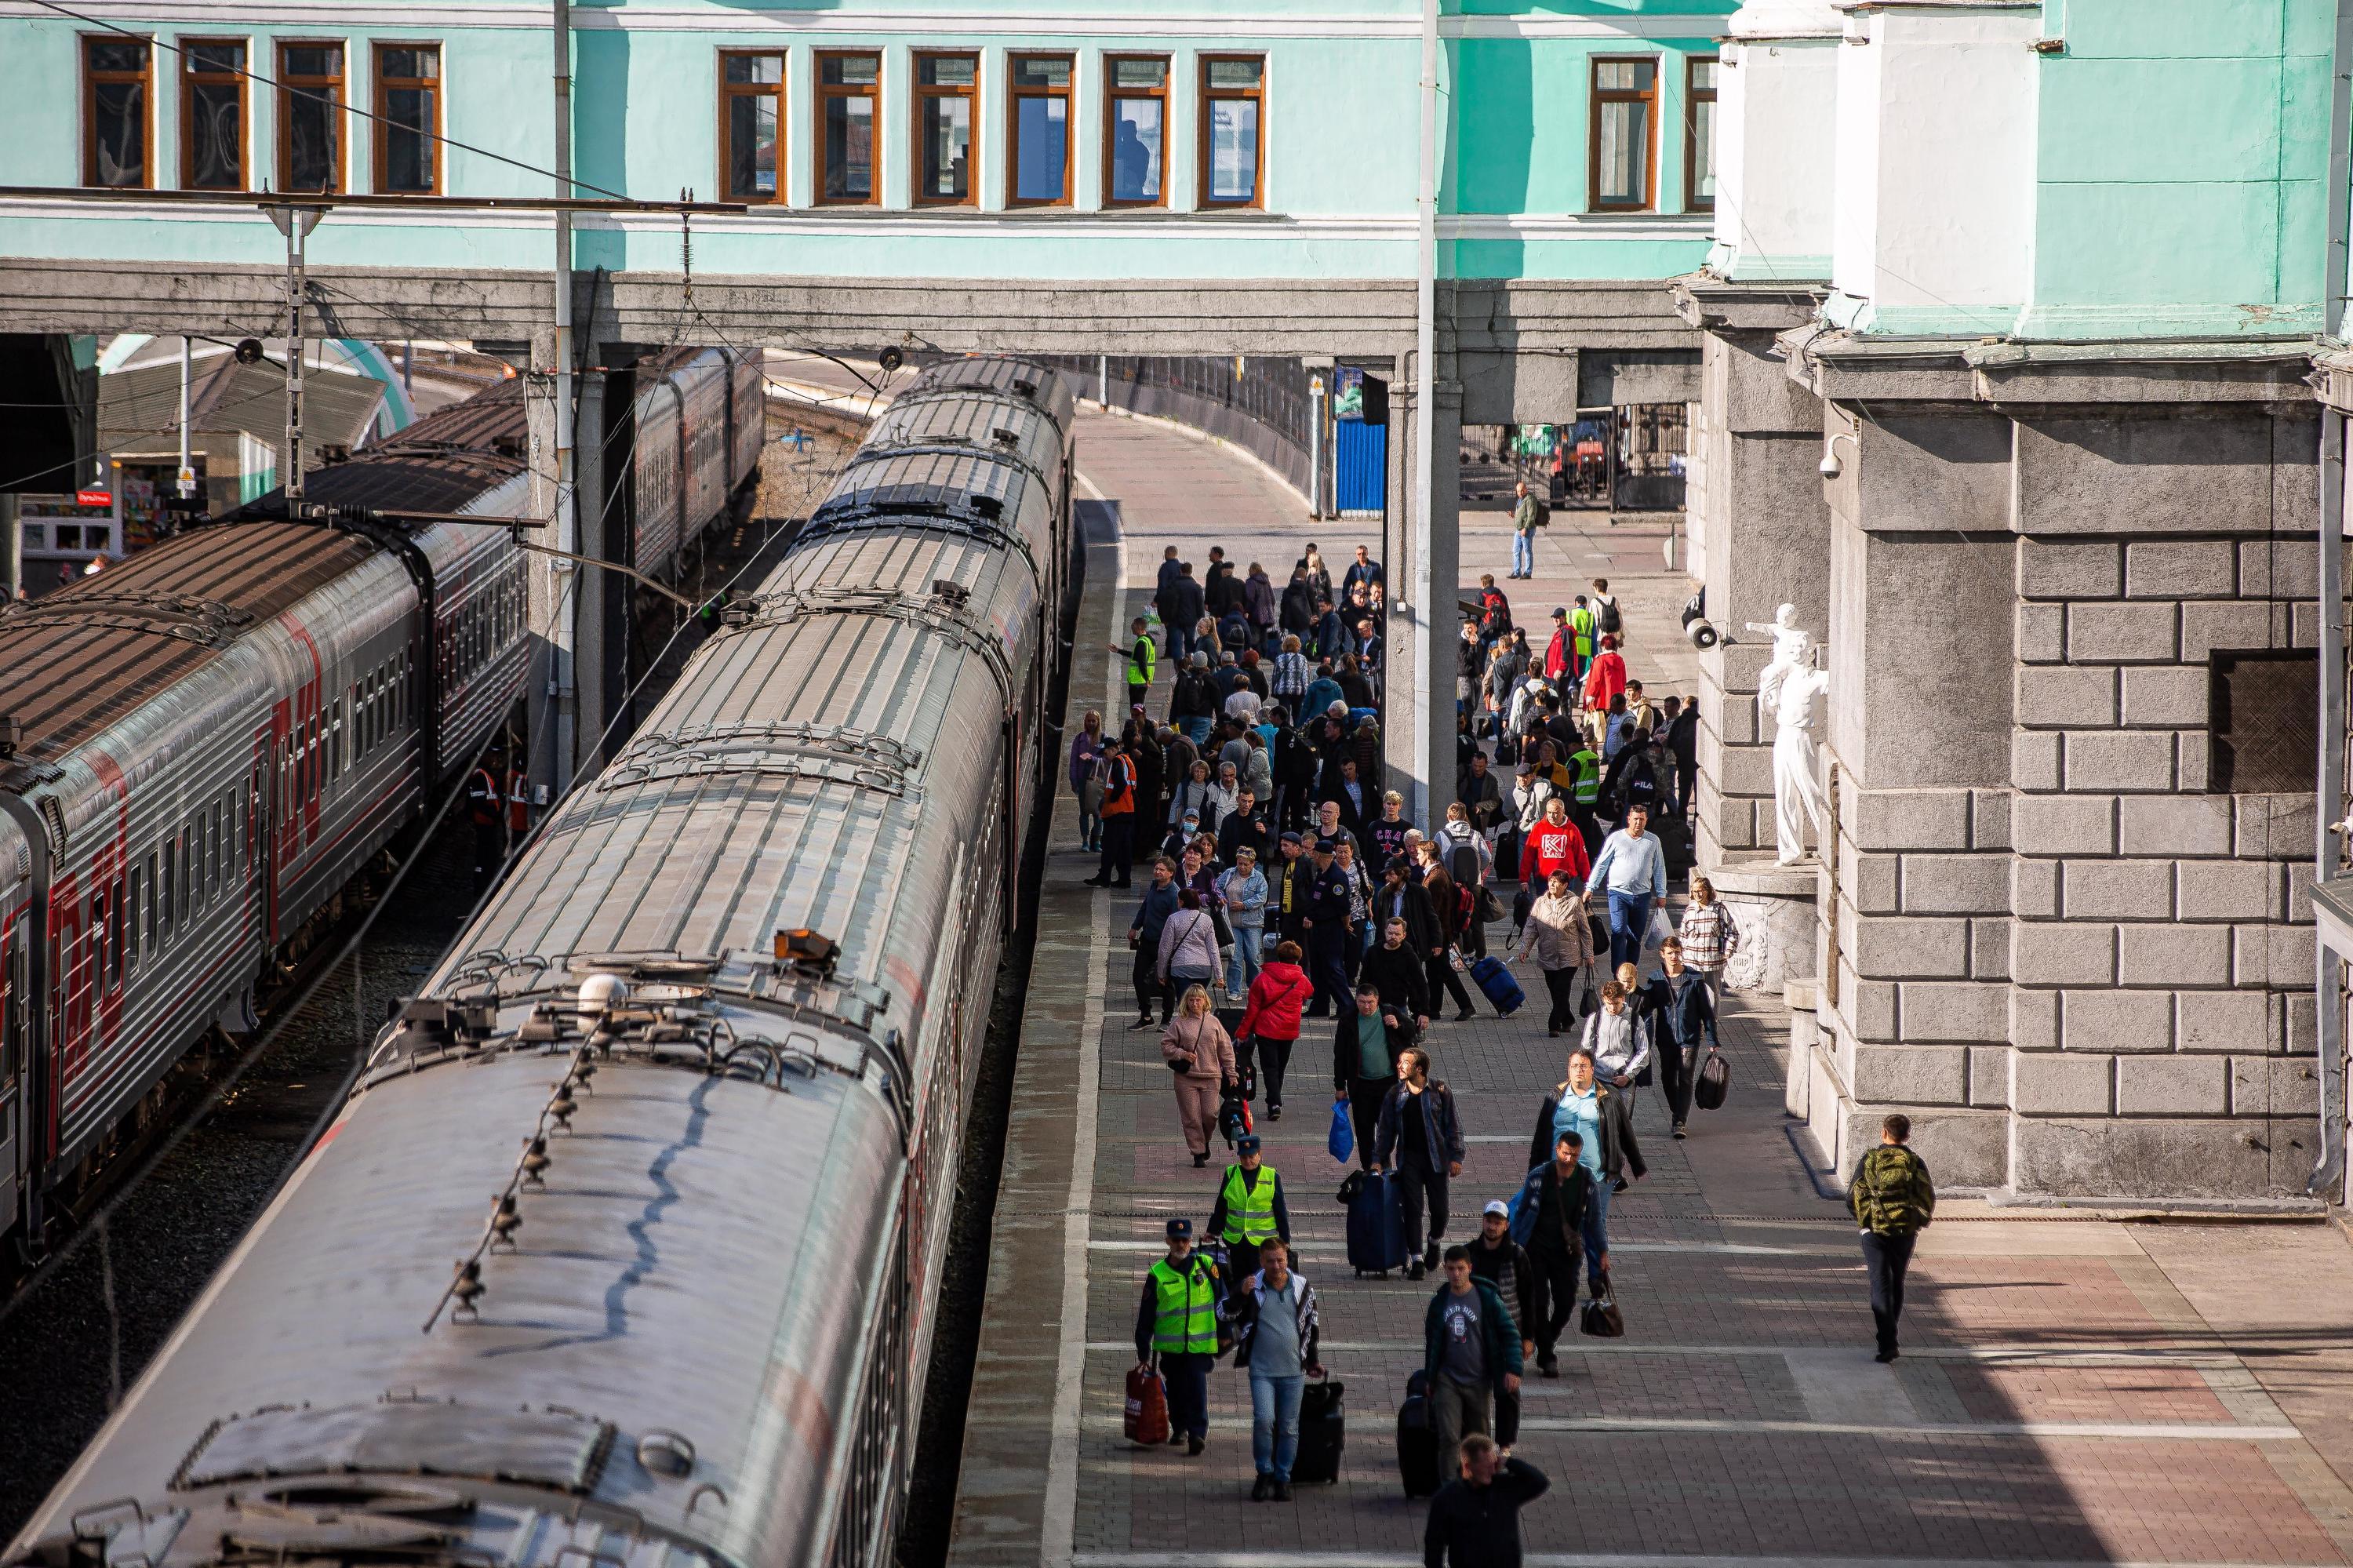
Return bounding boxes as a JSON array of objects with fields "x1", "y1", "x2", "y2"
[
  {"x1": 1328, "y1": 1097, "x2": 1355, "y2": 1164},
  {"x1": 1645, "y1": 904, "x2": 1675, "y2": 955}
]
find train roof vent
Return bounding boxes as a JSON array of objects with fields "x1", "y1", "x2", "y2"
[
  {"x1": 173, "y1": 1401, "x2": 617, "y2": 1494},
  {"x1": 968, "y1": 494, "x2": 1004, "y2": 521},
  {"x1": 931, "y1": 578, "x2": 970, "y2": 607},
  {"x1": 991, "y1": 426, "x2": 1020, "y2": 448},
  {"x1": 1010, "y1": 379, "x2": 1037, "y2": 398}
]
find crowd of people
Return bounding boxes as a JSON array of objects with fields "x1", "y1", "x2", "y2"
[{"x1": 1088, "y1": 537, "x2": 1930, "y2": 1559}]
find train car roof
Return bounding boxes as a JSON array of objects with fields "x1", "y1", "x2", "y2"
[{"x1": 0, "y1": 523, "x2": 378, "y2": 770}]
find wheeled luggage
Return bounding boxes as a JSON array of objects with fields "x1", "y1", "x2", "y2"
[
  {"x1": 1397, "y1": 1370, "x2": 1440, "y2": 1497},
  {"x1": 1219, "y1": 1087, "x2": 1253, "y2": 1148},
  {"x1": 1291, "y1": 1378, "x2": 1347, "y2": 1483},
  {"x1": 1125, "y1": 1363, "x2": 1170, "y2": 1445},
  {"x1": 1693, "y1": 1046, "x2": 1730, "y2": 1111},
  {"x1": 1340, "y1": 1169, "x2": 1409, "y2": 1276},
  {"x1": 1469, "y1": 955, "x2": 1526, "y2": 1017}
]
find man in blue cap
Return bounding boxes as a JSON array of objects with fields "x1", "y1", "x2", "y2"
[
  {"x1": 1300, "y1": 835, "x2": 1355, "y2": 1017},
  {"x1": 1134, "y1": 1216, "x2": 1223, "y2": 1455},
  {"x1": 1206, "y1": 1133, "x2": 1293, "y2": 1289}
]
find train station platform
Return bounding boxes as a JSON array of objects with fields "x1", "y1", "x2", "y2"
[{"x1": 946, "y1": 411, "x2": 2353, "y2": 1567}]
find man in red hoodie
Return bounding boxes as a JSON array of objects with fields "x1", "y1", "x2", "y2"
[
  {"x1": 1237, "y1": 939, "x2": 1316, "y2": 1121},
  {"x1": 1518, "y1": 795, "x2": 1591, "y2": 890}
]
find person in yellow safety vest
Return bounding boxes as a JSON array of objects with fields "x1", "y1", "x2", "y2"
[
  {"x1": 1567, "y1": 741, "x2": 1606, "y2": 850},
  {"x1": 1205, "y1": 1134, "x2": 1293, "y2": 1287},
  {"x1": 1111, "y1": 614, "x2": 1160, "y2": 709},
  {"x1": 467, "y1": 750, "x2": 507, "y2": 893},
  {"x1": 1566, "y1": 598, "x2": 1598, "y2": 683},
  {"x1": 1133, "y1": 1217, "x2": 1224, "y2": 1454}
]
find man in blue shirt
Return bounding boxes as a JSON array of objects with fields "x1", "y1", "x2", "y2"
[{"x1": 1585, "y1": 803, "x2": 1667, "y2": 970}]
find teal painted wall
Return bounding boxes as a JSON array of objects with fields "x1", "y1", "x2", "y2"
[
  {"x1": 2027, "y1": 0, "x2": 2327, "y2": 337},
  {"x1": 0, "y1": 1, "x2": 1733, "y2": 286}
]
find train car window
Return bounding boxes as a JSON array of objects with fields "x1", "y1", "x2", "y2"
[
  {"x1": 179, "y1": 827, "x2": 193, "y2": 927},
  {"x1": 2, "y1": 927, "x2": 20, "y2": 1087},
  {"x1": 109, "y1": 877, "x2": 126, "y2": 988},
  {"x1": 141, "y1": 852, "x2": 156, "y2": 957},
  {"x1": 159, "y1": 841, "x2": 175, "y2": 947},
  {"x1": 126, "y1": 865, "x2": 142, "y2": 971}
]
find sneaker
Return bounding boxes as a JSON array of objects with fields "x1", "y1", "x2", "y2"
[
  {"x1": 1613, "y1": 1177, "x2": 1630, "y2": 1193},
  {"x1": 1129, "y1": 1017, "x2": 1156, "y2": 1031},
  {"x1": 1193, "y1": 1151, "x2": 1209, "y2": 1168},
  {"x1": 1187, "y1": 1434, "x2": 1206, "y2": 1456},
  {"x1": 1251, "y1": 1474, "x2": 1271, "y2": 1502},
  {"x1": 1272, "y1": 1479, "x2": 1293, "y2": 1501},
  {"x1": 1538, "y1": 1355, "x2": 1559, "y2": 1377},
  {"x1": 1424, "y1": 1241, "x2": 1442, "y2": 1271},
  {"x1": 1875, "y1": 1348, "x2": 1899, "y2": 1364},
  {"x1": 1406, "y1": 1258, "x2": 1424, "y2": 1281},
  {"x1": 1268, "y1": 1104, "x2": 1283, "y2": 1121},
  {"x1": 1454, "y1": 1009, "x2": 1476, "y2": 1022},
  {"x1": 1671, "y1": 1122, "x2": 1686, "y2": 1140}
]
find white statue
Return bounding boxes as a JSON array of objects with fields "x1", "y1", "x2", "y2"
[{"x1": 1751, "y1": 604, "x2": 1829, "y2": 865}]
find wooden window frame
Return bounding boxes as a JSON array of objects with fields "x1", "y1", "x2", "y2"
[
  {"x1": 717, "y1": 48, "x2": 785, "y2": 205},
  {"x1": 1588, "y1": 55, "x2": 1659, "y2": 213},
  {"x1": 179, "y1": 36, "x2": 247, "y2": 191},
  {"x1": 1197, "y1": 53, "x2": 1267, "y2": 211},
  {"x1": 1006, "y1": 51, "x2": 1075, "y2": 209},
  {"x1": 275, "y1": 39, "x2": 346, "y2": 195},
  {"x1": 813, "y1": 49, "x2": 882, "y2": 208},
  {"x1": 1100, "y1": 53, "x2": 1169, "y2": 209},
  {"x1": 911, "y1": 50, "x2": 979, "y2": 208},
  {"x1": 1683, "y1": 55, "x2": 1717, "y2": 215},
  {"x1": 82, "y1": 35, "x2": 155, "y2": 190},
  {"x1": 371, "y1": 40, "x2": 442, "y2": 195}
]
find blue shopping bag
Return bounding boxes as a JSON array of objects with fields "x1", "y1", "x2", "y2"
[{"x1": 1328, "y1": 1097, "x2": 1355, "y2": 1164}]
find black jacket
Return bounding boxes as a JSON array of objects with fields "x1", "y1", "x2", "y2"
[
  {"x1": 1424, "y1": 1458, "x2": 1551, "y2": 1568},
  {"x1": 1361, "y1": 940, "x2": 1429, "y2": 1020},
  {"x1": 1280, "y1": 577, "x2": 1318, "y2": 634},
  {"x1": 1526, "y1": 1082, "x2": 1646, "y2": 1181},
  {"x1": 1641, "y1": 970, "x2": 1718, "y2": 1052},
  {"x1": 1373, "y1": 1079, "x2": 1464, "y2": 1170},
  {"x1": 1373, "y1": 879, "x2": 1438, "y2": 955},
  {"x1": 1170, "y1": 668, "x2": 1219, "y2": 722},
  {"x1": 1161, "y1": 575, "x2": 1205, "y2": 633},
  {"x1": 1217, "y1": 809, "x2": 1272, "y2": 871},
  {"x1": 1272, "y1": 728, "x2": 1319, "y2": 791},
  {"x1": 1333, "y1": 1007, "x2": 1411, "y2": 1093},
  {"x1": 1206, "y1": 566, "x2": 1247, "y2": 619},
  {"x1": 1464, "y1": 1232, "x2": 1533, "y2": 1330}
]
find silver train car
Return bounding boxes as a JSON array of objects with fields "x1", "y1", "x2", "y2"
[{"x1": 5, "y1": 356, "x2": 1078, "y2": 1568}]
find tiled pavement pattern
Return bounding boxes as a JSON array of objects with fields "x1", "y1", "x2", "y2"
[{"x1": 947, "y1": 411, "x2": 2353, "y2": 1567}]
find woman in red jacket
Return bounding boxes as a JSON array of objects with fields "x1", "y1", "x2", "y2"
[
  {"x1": 1238, "y1": 940, "x2": 1316, "y2": 1121},
  {"x1": 1582, "y1": 633, "x2": 1627, "y2": 715}
]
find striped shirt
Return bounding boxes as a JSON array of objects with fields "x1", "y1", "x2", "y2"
[{"x1": 1678, "y1": 900, "x2": 1739, "y2": 970}]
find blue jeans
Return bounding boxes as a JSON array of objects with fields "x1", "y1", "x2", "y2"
[
  {"x1": 1511, "y1": 531, "x2": 1534, "y2": 575},
  {"x1": 1227, "y1": 926, "x2": 1264, "y2": 995},
  {"x1": 1183, "y1": 716, "x2": 1213, "y2": 744},
  {"x1": 1250, "y1": 1371, "x2": 1305, "y2": 1481},
  {"x1": 1606, "y1": 890, "x2": 1651, "y2": 970},
  {"x1": 1581, "y1": 1173, "x2": 1611, "y2": 1290}
]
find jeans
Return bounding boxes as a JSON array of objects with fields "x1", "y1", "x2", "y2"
[
  {"x1": 1606, "y1": 890, "x2": 1652, "y2": 970},
  {"x1": 1162, "y1": 1351, "x2": 1213, "y2": 1440},
  {"x1": 1167, "y1": 623, "x2": 1194, "y2": 664},
  {"x1": 1183, "y1": 716, "x2": 1213, "y2": 745},
  {"x1": 1511, "y1": 530, "x2": 1534, "y2": 576},
  {"x1": 1227, "y1": 926, "x2": 1264, "y2": 995},
  {"x1": 1079, "y1": 808, "x2": 1101, "y2": 850},
  {"x1": 1580, "y1": 1173, "x2": 1611, "y2": 1290},
  {"x1": 1860, "y1": 1230, "x2": 1918, "y2": 1355},
  {"x1": 1249, "y1": 1371, "x2": 1305, "y2": 1481}
]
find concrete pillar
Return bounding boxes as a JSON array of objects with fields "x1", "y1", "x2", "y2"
[
  {"x1": 523, "y1": 329, "x2": 576, "y2": 797},
  {"x1": 572, "y1": 369, "x2": 607, "y2": 768},
  {"x1": 1384, "y1": 375, "x2": 1460, "y2": 830}
]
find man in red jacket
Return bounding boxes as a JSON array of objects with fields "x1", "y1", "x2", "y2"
[
  {"x1": 1542, "y1": 607, "x2": 1572, "y2": 685},
  {"x1": 1518, "y1": 796, "x2": 1591, "y2": 890}
]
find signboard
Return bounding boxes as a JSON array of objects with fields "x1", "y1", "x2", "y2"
[
  {"x1": 75, "y1": 489, "x2": 111, "y2": 508},
  {"x1": 1332, "y1": 366, "x2": 1364, "y2": 423}
]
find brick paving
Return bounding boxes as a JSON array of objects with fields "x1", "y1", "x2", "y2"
[{"x1": 947, "y1": 415, "x2": 2353, "y2": 1567}]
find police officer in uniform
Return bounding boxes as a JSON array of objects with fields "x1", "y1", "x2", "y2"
[
  {"x1": 1134, "y1": 1217, "x2": 1223, "y2": 1455},
  {"x1": 1206, "y1": 1133, "x2": 1293, "y2": 1287},
  {"x1": 1300, "y1": 837, "x2": 1355, "y2": 1018}
]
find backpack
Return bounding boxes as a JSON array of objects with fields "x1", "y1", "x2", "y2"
[
  {"x1": 1597, "y1": 598, "x2": 1621, "y2": 635},
  {"x1": 1530, "y1": 499, "x2": 1551, "y2": 528}
]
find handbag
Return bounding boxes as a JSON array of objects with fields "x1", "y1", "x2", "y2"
[
  {"x1": 1580, "y1": 1276, "x2": 1626, "y2": 1339},
  {"x1": 1694, "y1": 1046, "x2": 1731, "y2": 1111}
]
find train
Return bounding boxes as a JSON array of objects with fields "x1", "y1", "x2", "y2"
[
  {"x1": 0, "y1": 347, "x2": 766, "y2": 1257},
  {"x1": 4, "y1": 355, "x2": 1078, "y2": 1568}
]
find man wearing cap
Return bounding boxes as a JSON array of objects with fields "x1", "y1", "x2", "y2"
[
  {"x1": 1206, "y1": 1133, "x2": 1293, "y2": 1289},
  {"x1": 1136, "y1": 1217, "x2": 1224, "y2": 1456},
  {"x1": 1465, "y1": 1199, "x2": 1536, "y2": 1450},
  {"x1": 1271, "y1": 831, "x2": 1314, "y2": 958},
  {"x1": 1300, "y1": 835, "x2": 1356, "y2": 1017},
  {"x1": 1543, "y1": 607, "x2": 1573, "y2": 686}
]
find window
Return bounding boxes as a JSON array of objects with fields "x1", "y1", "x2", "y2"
[
  {"x1": 181, "y1": 39, "x2": 245, "y2": 190},
  {"x1": 83, "y1": 37, "x2": 153, "y2": 188},
  {"x1": 913, "y1": 52, "x2": 976, "y2": 206},
  {"x1": 1007, "y1": 53, "x2": 1072, "y2": 206},
  {"x1": 2209, "y1": 650, "x2": 2317, "y2": 794},
  {"x1": 719, "y1": 50, "x2": 783, "y2": 202},
  {"x1": 816, "y1": 51, "x2": 879, "y2": 206},
  {"x1": 1684, "y1": 56, "x2": 1717, "y2": 213},
  {"x1": 1103, "y1": 56, "x2": 1166, "y2": 207},
  {"x1": 1590, "y1": 57, "x2": 1657, "y2": 211},
  {"x1": 374, "y1": 43, "x2": 439, "y2": 193},
  {"x1": 1198, "y1": 56, "x2": 1264, "y2": 208},
  {"x1": 278, "y1": 42, "x2": 344, "y2": 193}
]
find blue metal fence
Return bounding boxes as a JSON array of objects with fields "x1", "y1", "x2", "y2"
[{"x1": 1334, "y1": 418, "x2": 1386, "y2": 515}]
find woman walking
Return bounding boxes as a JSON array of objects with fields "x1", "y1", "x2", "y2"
[
  {"x1": 1238, "y1": 940, "x2": 1315, "y2": 1120},
  {"x1": 1158, "y1": 886, "x2": 1226, "y2": 1004},
  {"x1": 1518, "y1": 871, "x2": 1595, "y2": 1036},
  {"x1": 1070, "y1": 709, "x2": 1107, "y2": 852},
  {"x1": 1220, "y1": 846, "x2": 1271, "y2": 998},
  {"x1": 1162, "y1": 985, "x2": 1240, "y2": 1167},
  {"x1": 1678, "y1": 875, "x2": 1740, "y2": 998}
]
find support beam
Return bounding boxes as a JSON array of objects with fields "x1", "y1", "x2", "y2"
[
  {"x1": 523, "y1": 329, "x2": 575, "y2": 799},
  {"x1": 1384, "y1": 375, "x2": 1460, "y2": 828}
]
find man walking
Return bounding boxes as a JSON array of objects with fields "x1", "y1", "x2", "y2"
[
  {"x1": 1508, "y1": 480, "x2": 1540, "y2": 579},
  {"x1": 1135, "y1": 1217, "x2": 1223, "y2": 1455},
  {"x1": 1424, "y1": 1435, "x2": 1549, "y2": 1568},
  {"x1": 1227, "y1": 1238, "x2": 1325, "y2": 1501},
  {"x1": 1507, "y1": 1131, "x2": 1593, "y2": 1377},
  {"x1": 1643, "y1": 936, "x2": 1718, "y2": 1138},
  {"x1": 1587, "y1": 803, "x2": 1667, "y2": 969},
  {"x1": 1206, "y1": 1133, "x2": 1292, "y2": 1288},
  {"x1": 1849, "y1": 1113, "x2": 1935, "y2": 1362},
  {"x1": 1421, "y1": 1246, "x2": 1522, "y2": 1470},
  {"x1": 1333, "y1": 984, "x2": 1409, "y2": 1172},
  {"x1": 1465, "y1": 1200, "x2": 1535, "y2": 1448}
]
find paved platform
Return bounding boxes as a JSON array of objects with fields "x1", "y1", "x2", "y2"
[{"x1": 947, "y1": 413, "x2": 2353, "y2": 1567}]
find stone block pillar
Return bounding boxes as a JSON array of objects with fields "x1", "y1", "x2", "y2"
[{"x1": 1384, "y1": 375, "x2": 1461, "y2": 829}]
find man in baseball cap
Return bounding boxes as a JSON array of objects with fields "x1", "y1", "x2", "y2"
[
  {"x1": 1136, "y1": 1215, "x2": 1222, "y2": 1455},
  {"x1": 1466, "y1": 1198, "x2": 1534, "y2": 1451}
]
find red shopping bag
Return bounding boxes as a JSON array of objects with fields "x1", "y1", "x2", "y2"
[{"x1": 1126, "y1": 1362, "x2": 1170, "y2": 1446}]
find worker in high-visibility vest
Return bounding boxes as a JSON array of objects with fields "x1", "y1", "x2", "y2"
[
  {"x1": 1133, "y1": 1217, "x2": 1224, "y2": 1455},
  {"x1": 1206, "y1": 1134, "x2": 1293, "y2": 1286},
  {"x1": 467, "y1": 750, "x2": 507, "y2": 893},
  {"x1": 1567, "y1": 741, "x2": 1605, "y2": 851}
]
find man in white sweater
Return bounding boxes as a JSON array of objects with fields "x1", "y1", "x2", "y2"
[{"x1": 1585, "y1": 804, "x2": 1668, "y2": 970}]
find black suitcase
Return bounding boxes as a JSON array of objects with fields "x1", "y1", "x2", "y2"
[
  {"x1": 1397, "y1": 1370, "x2": 1440, "y2": 1497},
  {"x1": 1291, "y1": 1379, "x2": 1346, "y2": 1483}
]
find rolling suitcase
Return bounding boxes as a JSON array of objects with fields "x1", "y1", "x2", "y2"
[
  {"x1": 1397, "y1": 1370, "x2": 1440, "y2": 1497},
  {"x1": 1340, "y1": 1170, "x2": 1408, "y2": 1276},
  {"x1": 1125, "y1": 1363, "x2": 1170, "y2": 1446},
  {"x1": 1469, "y1": 955, "x2": 1526, "y2": 1017},
  {"x1": 1291, "y1": 1379, "x2": 1346, "y2": 1483}
]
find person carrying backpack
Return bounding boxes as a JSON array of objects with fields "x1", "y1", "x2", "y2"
[
  {"x1": 1589, "y1": 577, "x2": 1621, "y2": 642},
  {"x1": 1849, "y1": 1114, "x2": 1936, "y2": 1362},
  {"x1": 1507, "y1": 481, "x2": 1542, "y2": 579}
]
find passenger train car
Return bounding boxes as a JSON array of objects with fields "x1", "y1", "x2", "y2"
[
  {"x1": 0, "y1": 349, "x2": 764, "y2": 1257},
  {"x1": 4, "y1": 356, "x2": 1077, "y2": 1568}
]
